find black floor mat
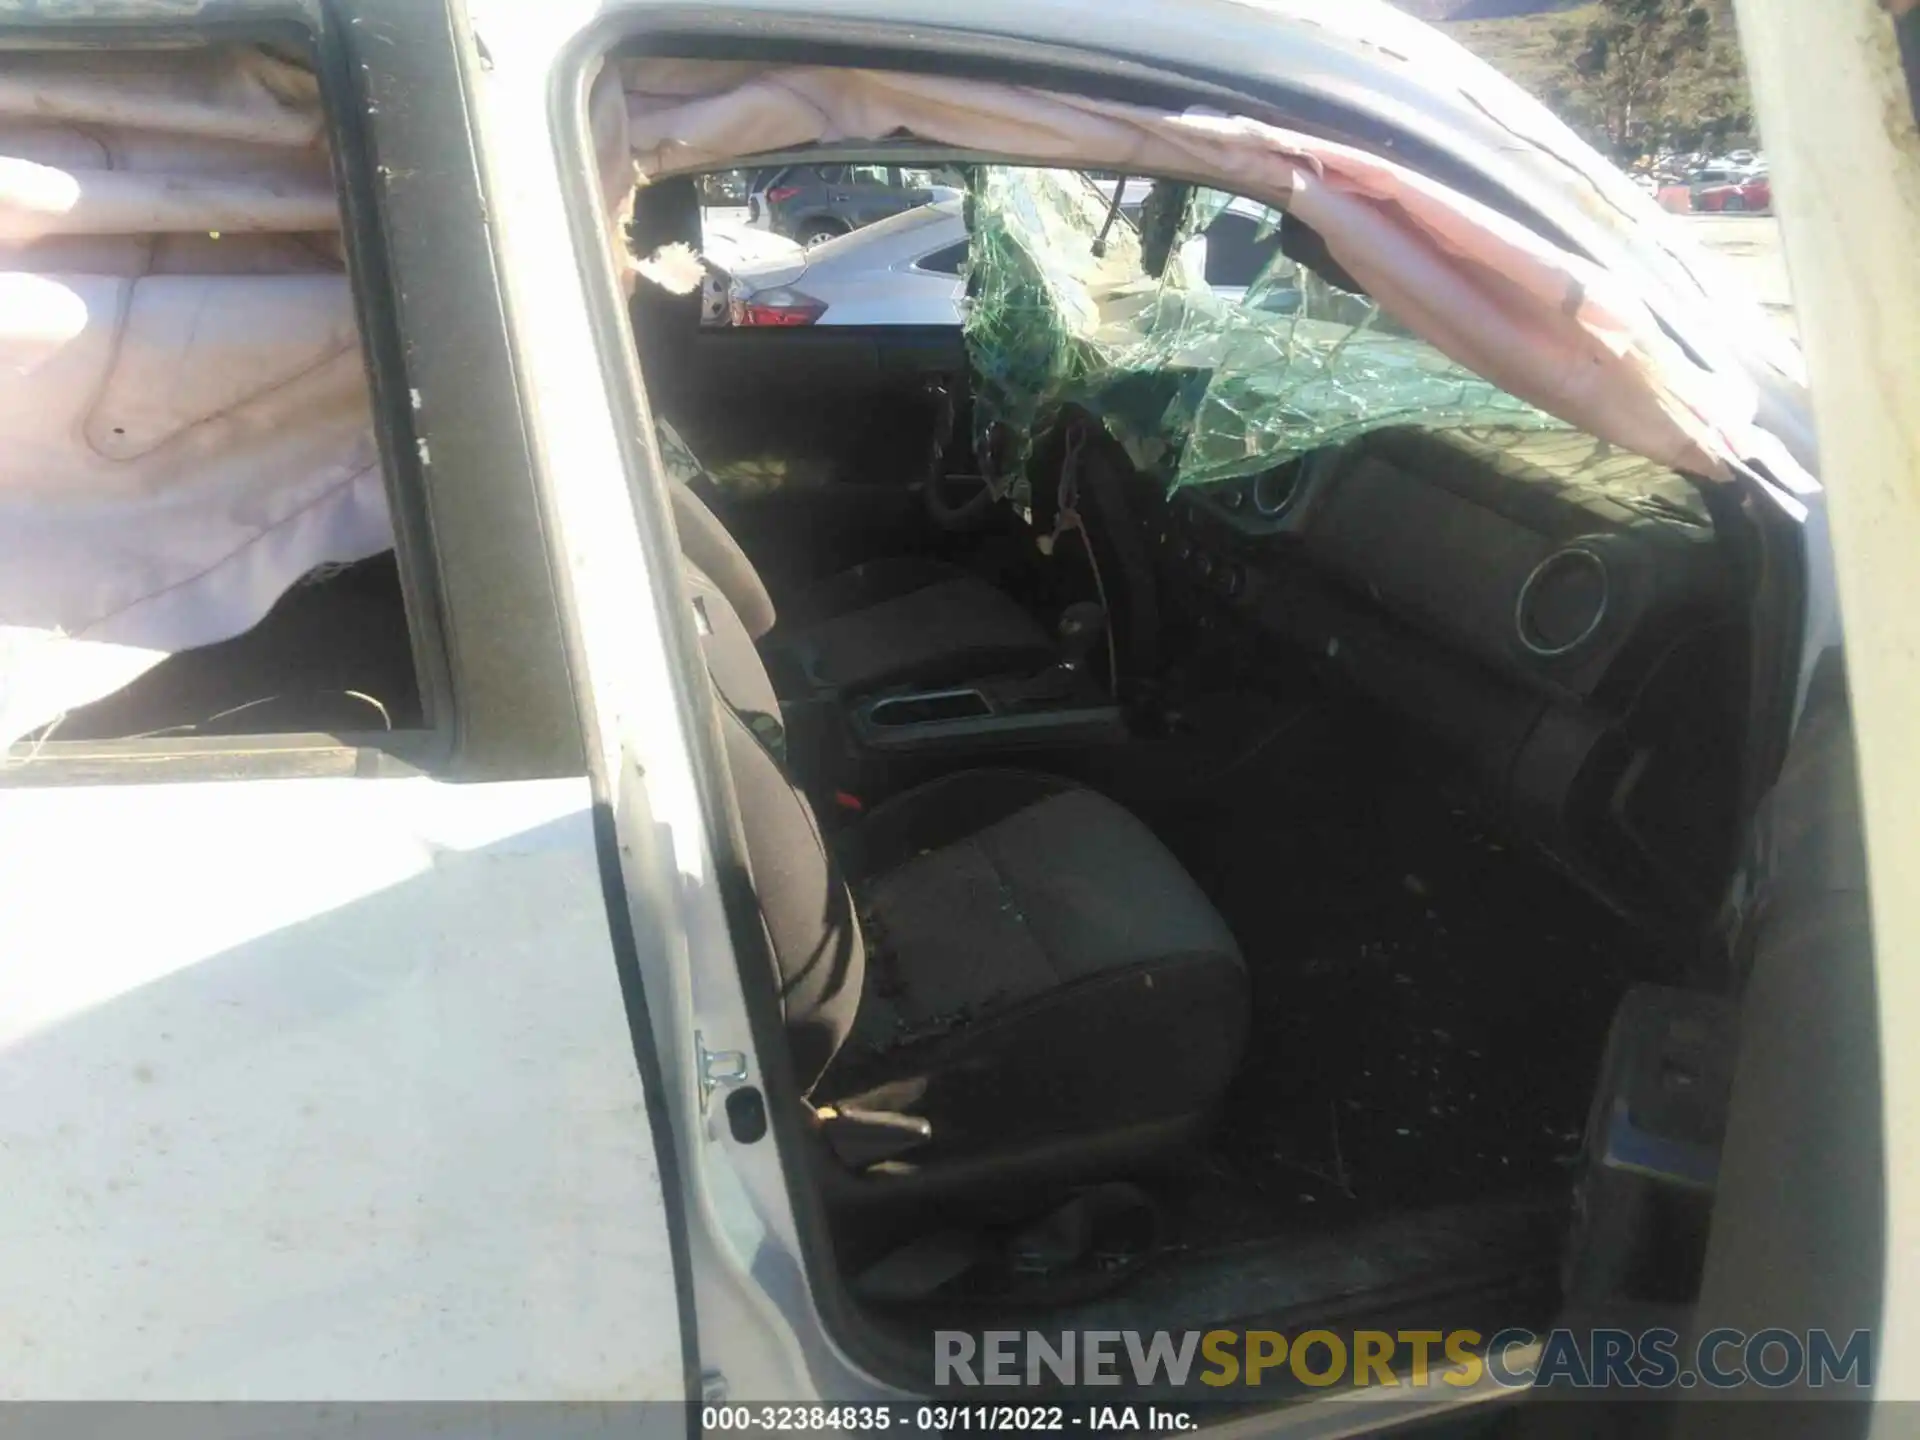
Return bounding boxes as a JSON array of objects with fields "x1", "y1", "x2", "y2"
[
  {"x1": 966, "y1": 1193, "x2": 1565, "y2": 1368},
  {"x1": 1124, "y1": 699, "x2": 1652, "y2": 1244}
]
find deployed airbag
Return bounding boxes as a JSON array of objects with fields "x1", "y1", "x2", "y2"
[
  {"x1": 0, "y1": 43, "x2": 1806, "y2": 750},
  {"x1": 620, "y1": 60, "x2": 1768, "y2": 486},
  {"x1": 0, "y1": 47, "x2": 385, "y2": 749}
]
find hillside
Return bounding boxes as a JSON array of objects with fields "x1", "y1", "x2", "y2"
[
  {"x1": 1448, "y1": 0, "x2": 1583, "y2": 18},
  {"x1": 1386, "y1": 0, "x2": 1581, "y2": 17},
  {"x1": 1439, "y1": 3, "x2": 1600, "y2": 95},
  {"x1": 1431, "y1": 0, "x2": 1755, "y2": 158}
]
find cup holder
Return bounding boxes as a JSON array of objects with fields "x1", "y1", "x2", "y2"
[{"x1": 866, "y1": 689, "x2": 993, "y2": 727}]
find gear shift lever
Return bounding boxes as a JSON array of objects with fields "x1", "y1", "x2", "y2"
[
  {"x1": 1057, "y1": 602, "x2": 1107, "y2": 673},
  {"x1": 998, "y1": 603, "x2": 1108, "y2": 710}
]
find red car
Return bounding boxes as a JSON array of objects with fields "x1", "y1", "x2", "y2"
[{"x1": 1695, "y1": 172, "x2": 1772, "y2": 212}]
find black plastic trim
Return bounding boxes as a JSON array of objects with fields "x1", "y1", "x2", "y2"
[{"x1": 329, "y1": 0, "x2": 583, "y2": 782}]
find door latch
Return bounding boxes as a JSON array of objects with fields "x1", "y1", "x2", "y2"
[{"x1": 696, "y1": 1031, "x2": 748, "y2": 1107}]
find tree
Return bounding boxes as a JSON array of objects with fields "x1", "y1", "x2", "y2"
[{"x1": 1551, "y1": 0, "x2": 1753, "y2": 161}]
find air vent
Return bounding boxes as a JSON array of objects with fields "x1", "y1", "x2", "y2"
[
  {"x1": 1252, "y1": 462, "x2": 1302, "y2": 517},
  {"x1": 1516, "y1": 547, "x2": 1609, "y2": 657}
]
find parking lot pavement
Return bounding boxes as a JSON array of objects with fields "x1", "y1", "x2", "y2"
[{"x1": 1684, "y1": 214, "x2": 1799, "y2": 339}]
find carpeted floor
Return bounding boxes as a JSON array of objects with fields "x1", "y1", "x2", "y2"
[{"x1": 1116, "y1": 695, "x2": 1651, "y2": 1248}]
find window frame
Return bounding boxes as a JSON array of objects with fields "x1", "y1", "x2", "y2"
[{"x1": 0, "y1": 4, "x2": 583, "y2": 788}]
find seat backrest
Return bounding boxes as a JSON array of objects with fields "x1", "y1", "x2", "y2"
[
  {"x1": 656, "y1": 419, "x2": 779, "y2": 640},
  {"x1": 684, "y1": 559, "x2": 865, "y2": 1093}
]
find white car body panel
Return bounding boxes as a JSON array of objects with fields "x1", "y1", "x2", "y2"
[
  {"x1": 0, "y1": 774, "x2": 683, "y2": 1400},
  {"x1": 703, "y1": 216, "x2": 807, "y2": 280},
  {"x1": 731, "y1": 199, "x2": 965, "y2": 325},
  {"x1": 700, "y1": 216, "x2": 807, "y2": 320}
]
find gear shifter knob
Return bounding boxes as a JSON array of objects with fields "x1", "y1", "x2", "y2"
[{"x1": 1057, "y1": 602, "x2": 1107, "y2": 672}]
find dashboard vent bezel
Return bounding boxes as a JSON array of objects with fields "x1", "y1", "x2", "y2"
[
  {"x1": 1251, "y1": 460, "x2": 1304, "y2": 518},
  {"x1": 1515, "y1": 545, "x2": 1611, "y2": 658}
]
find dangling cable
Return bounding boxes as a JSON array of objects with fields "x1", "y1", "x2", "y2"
[{"x1": 1047, "y1": 422, "x2": 1120, "y2": 695}]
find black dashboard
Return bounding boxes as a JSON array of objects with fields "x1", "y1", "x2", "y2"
[{"x1": 1157, "y1": 424, "x2": 1746, "y2": 920}]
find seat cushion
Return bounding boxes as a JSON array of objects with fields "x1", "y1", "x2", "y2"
[
  {"x1": 773, "y1": 559, "x2": 1056, "y2": 697},
  {"x1": 819, "y1": 772, "x2": 1247, "y2": 1168}
]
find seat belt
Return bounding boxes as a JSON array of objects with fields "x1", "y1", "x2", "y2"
[{"x1": 1038, "y1": 421, "x2": 1120, "y2": 693}]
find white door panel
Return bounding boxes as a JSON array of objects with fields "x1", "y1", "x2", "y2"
[{"x1": 0, "y1": 774, "x2": 682, "y2": 1401}]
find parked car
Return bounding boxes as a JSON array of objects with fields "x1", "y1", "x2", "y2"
[
  {"x1": 745, "y1": 161, "x2": 964, "y2": 245},
  {"x1": 696, "y1": 218, "x2": 806, "y2": 325},
  {"x1": 727, "y1": 196, "x2": 969, "y2": 324},
  {"x1": 698, "y1": 168, "x2": 751, "y2": 204},
  {"x1": 725, "y1": 191, "x2": 1301, "y2": 325},
  {"x1": 1695, "y1": 172, "x2": 1773, "y2": 212}
]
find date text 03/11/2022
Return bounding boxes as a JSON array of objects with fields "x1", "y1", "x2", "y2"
[{"x1": 700, "y1": 1405, "x2": 1196, "y2": 1431}]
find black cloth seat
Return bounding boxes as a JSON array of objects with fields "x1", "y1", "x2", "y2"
[
  {"x1": 820, "y1": 770, "x2": 1248, "y2": 1173},
  {"x1": 689, "y1": 550, "x2": 1248, "y2": 1206},
  {"x1": 658, "y1": 420, "x2": 1056, "y2": 700},
  {"x1": 774, "y1": 556, "x2": 1057, "y2": 697}
]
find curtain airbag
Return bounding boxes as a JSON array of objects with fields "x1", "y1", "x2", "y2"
[{"x1": 619, "y1": 61, "x2": 1771, "y2": 486}]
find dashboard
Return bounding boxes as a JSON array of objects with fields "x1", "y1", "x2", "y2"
[{"x1": 1156, "y1": 424, "x2": 1744, "y2": 920}]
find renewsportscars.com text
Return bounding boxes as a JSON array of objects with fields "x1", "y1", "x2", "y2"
[{"x1": 934, "y1": 1327, "x2": 1872, "y2": 1391}]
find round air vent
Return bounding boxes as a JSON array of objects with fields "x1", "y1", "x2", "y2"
[
  {"x1": 1516, "y1": 547, "x2": 1610, "y2": 657},
  {"x1": 1252, "y1": 461, "x2": 1302, "y2": 517}
]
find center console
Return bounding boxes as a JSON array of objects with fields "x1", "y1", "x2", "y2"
[
  {"x1": 851, "y1": 672, "x2": 1124, "y2": 755},
  {"x1": 781, "y1": 600, "x2": 1131, "y2": 805},
  {"x1": 811, "y1": 651, "x2": 1126, "y2": 804}
]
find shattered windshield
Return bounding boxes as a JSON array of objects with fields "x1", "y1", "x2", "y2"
[{"x1": 964, "y1": 166, "x2": 1570, "y2": 494}]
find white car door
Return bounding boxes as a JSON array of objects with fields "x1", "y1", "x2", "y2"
[{"x1": 0, "y1": 7, "x2": 690, "y2": 1414}]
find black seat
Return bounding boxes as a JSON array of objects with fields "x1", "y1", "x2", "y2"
[
  {"x1": 659, "y1": 419, "x2": 1058, "y2": 701},
  {"x1": 822, "y1": 769, "x2": 1248, "y2": 1174},
  {"x1": 774, "y1": 555, "x2": 1059, "y2": 697},
  {"x1": 686, "y1": 556, "x2": 1248, "y2": 1210}
]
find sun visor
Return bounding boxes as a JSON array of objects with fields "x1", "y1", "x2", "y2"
[{"x1": 621, "y1": 60, "x2": 1780, "y2": 489}]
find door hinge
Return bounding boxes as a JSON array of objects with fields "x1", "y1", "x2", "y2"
[{"x1": 696, "y1": 1031, "x2": 748, "y2": 1108}]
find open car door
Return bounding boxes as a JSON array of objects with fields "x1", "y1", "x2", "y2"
[
  {"x1": 0, "y1": 5, "x2": 692, "y2": 1412},
  {"x1": 1677, "y1": 0, "x2": 1920, "y2": 1425}
]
